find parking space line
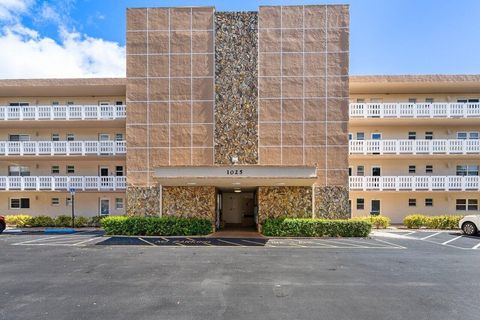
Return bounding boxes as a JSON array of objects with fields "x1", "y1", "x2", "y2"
[
  {"x1": 72, "y1": 237, "x2": 103, "y2": 246},
  {"x1": 217, "y1": 239, "x2": 245, "y2": 247},
  {"x1": 138, "y1": 238, "x2": 156, "y2": 246},
  {"x1": 472, "y1": 242, "x2": 480, "y2": 250},
  {"x1": 403, "y1": 231, "x2": 417, "y2": 236},
  {"x1": 441, "y1": 236, "x2": 463, "y2": 245},
  {"x1": 372, "y1": 238, "x2": 407, "y2": 249},
  {"x1": 420, "y1": 232, "x2": 442, "y2": 240}
]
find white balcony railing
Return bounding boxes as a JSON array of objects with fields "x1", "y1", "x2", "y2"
[
  {"x1": 349, "y1": 102, "x2": 480, "y2": 119},
  {"x1": 0, "y1": 176, "x2": 126, "y2": 191},
  {"x1": 0, "y1": 105, "x2": 126, "y2": 121},
  {"x1": 0, "y1": 141, "x2": 126, "y2": 156},
  {"x1": 349, "y1": 176, "x2": 480, "y2": 191},
  {"x1": 349, "y1": 139, "x2": 480, "y2": 155}
]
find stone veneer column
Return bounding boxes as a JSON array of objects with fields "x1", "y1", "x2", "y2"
[
  {"x1": 214, "y1": 12, "x2": 258, "y2": 164},
  {"x1": 257, "y1": 186, "x2": 312, "y2": 224},
  {"x1": 162, "y1": 186, "x2": 216, "y2": 224}
]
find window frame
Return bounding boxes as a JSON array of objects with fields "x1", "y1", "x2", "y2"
[
  {"x1": 408, "y1": 198, "x2": 417, "y2": 207},
  {"x1": 356, "y1": 198, "x2": 365, "y2": 210},
  {"x1": 10, "y1": 198, "x2": 30, "y2": 209}
]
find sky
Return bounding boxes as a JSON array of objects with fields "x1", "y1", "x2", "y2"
[{"x1": 0, "y1": 0, "x2": 479, "y2": 78}]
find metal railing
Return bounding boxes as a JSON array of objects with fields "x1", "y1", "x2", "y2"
[
  {"x1": 349, "y1": 139, "x2": 480, "y2": 155},
  {"x1": 0, "y1": 176, "x2": 126, "y2": 191},
  {"x1": 0, "y1": 141, "x2": 126, "y2": 156},
  {"x1": 0, "y1": 105, "x2": 126, "y2": 120},
  {"x1": 349, "y1": 176, "x2": 480, "y2": 191},
  {"x1": 349, "y1": 102, "x2": 480, "y2": 118}
]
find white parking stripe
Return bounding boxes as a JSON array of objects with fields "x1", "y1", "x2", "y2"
[
  {"x1": 420, "y1": 232, "x2": 442, "y2": 240},
  {"x1": 72, "y1": 237, "x2": 102, "y2": 246},
  {"x1": 217, "y1": 239, "x2": 245, "y2": 247},
  {"x1": 138, "y1": 238, "x2": 155, "y2": 246},
  {"x1": 472, "y1": 242, "x2": 480, "y2": 250},
  {"x1": 403, "y1": 231, "x2": 417, "y2": 236},
  {"x1": 442, "y1": 236, "x2": 463, "y2": 245},
  {"x1": 371, "y1": 238, "x2": 407, "y2": 249}
]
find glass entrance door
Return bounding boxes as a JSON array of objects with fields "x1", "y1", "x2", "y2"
[{"x1": 100, "y1": 199, "x2": 110, "y2": 215}]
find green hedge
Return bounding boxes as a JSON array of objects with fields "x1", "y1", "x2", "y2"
[
  {"x1": 101, "y1": 216, "x2": 213, "y2": 236},
  {"x1": 4, "y1": 214, "x2": 105, "y2": 228},
  {"x1": 403, "y1": 214, "x2": 463, "y2": 229},
  {"x1": 351, "y1": 216, "x2": 391, "y2": 229},
  {"x1": 261, "y1": 218, "x2": 372, "y2": 237}
]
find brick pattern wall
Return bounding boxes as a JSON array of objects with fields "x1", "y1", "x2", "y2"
[
  {"x1": 126, "y1": 7, "x2": 215, "y2": 187},
  {"x1": 257, "y1": 5, "x2": 349, "y2": 187}
]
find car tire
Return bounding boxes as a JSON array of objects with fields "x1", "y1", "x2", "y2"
[{"x1": 462, "y1": 222, "x2": 478, "y2": 236}]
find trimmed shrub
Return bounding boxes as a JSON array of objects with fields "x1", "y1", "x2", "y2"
[
  {"x1": 101, "y1": 216, "x2": 213, "y2": 236},
  {"x1": 55, "y1": 215, "x2": 72, "y2": 227},
  {"x1": 404, "y1": 214, "x2": 462, "y2": 229},
  {"x1": 352, "y1": 216, "x2": 391, "y2": 229},
  {"x1": 4, "y1": 215, "x2": 32, "y2": 227},
  {"x1": 403, "y1": 215, "x2": 428, "y2": 229},
  {"x1": 261, "y1": 218, "x2": 372, "y2": 237},
  {"x1": 75, "y1": 216, "x2": 89, "y2": 228},
  {"x1": 28, "y1": 215, "x2": 55, "y2": 227},
  {"x1": 88, "y1": 216, "x2": 105, "y2": 227},
  {"x1": 426, "y1": 215, "x2": 462, "y2": 230}
]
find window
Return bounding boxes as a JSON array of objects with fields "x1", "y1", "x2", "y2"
[
  {"x1": 425, "y1": 98, "x2": 434, "y2": 103},
  {"x1": 356, "y1": 132, "x2": 365, "y2": 140},
  {"x1": 356, "y1": 98, "x2": 365, "y2": 103},
  {"x1": 425, "y1": 132, "x2": 433, "y2": 140},
  {"x1": 52, "y1": 101, "x2": 59, "y2": 106},
  {"x1": 9, "y1": 102, "x2": 29, "y2": 106},
  {"x1": 8, "y1": 134, "x2": 30, "y2": 141},
  {"x1": 8, "y1": 166, "x2": 30, "y2": 176},
  {"x1": 51, "y1": 133, "x2": 60, "y2": 141},
  {"x1": 408, "y1": 199, "x2": 416, "y2": 207},
  {"x1": 51, "y1": 166, "x2": 60, "y2": 174},
  {"x1": 371, "y1": 200, "x2": 380, "y2": 215},
  {"x1": 348, "y1": 167, "x2": 352, "y2": 176},
  {"x1": 408, "y1": 165, "x2": 416, "y2": 174},
  {"x1": 458, "y1": 99, "x2": 479, "y2": 103},
  {"x1": 457, "y1": 132, "x2": 479, "y2": 139},
  {"x1": 10, "y1": 198, "x2": 30, "y2": 209},
  {"x1": 115, "y1": 133, "x2": 124, "y2": 141},
  {"x1": 457, "y1": 199, "x2": 479, "y2": 211},
  {"x1": 67, "y1": 101, "x2": 74, "y2": 105},
  {"x1": 357, "y1": 166, "x2": 365, "y2": 176},
  {"x1": 425, "y1": 198, "x2": 433, "y2": 207},
  {"x1": 356, "y1": 198, "x2": 364, "y2": 210},
  {"x1": 371, "y1": 133, "x2": 382, "y2": 140},
  {"x1": 426, "y1": 165, "x2": 433, "y2": 174},
  {"x1": 456, "y1": 165, "x2": 479, "y2": 176},
  {"x1": 66, "y1": 197, "x2": 72, "y2": 206},
  {"x1": 408, "y1": 132, "x2": 416, "y2": 140},
  {"x1": 372, "y1": 167, "x2": 381, "y2": 176},
  {"x1": 51, "y1": 198, "x2": 60, "y2": 206},
  {"x1": 348, "y1": 133, "x2": 352, "y2": 141},
  {"x1": 66, "y1": 133, "x2": 75, "y2": 141},
  {"x1": 115, "y1": 198, "x2": 124, "y2": 209},
  {"x1": 115, "y1": 101, "x2": 123, "y2": 105},
  {"x1": 408, "y1": 98, "x2": 417, "y2": 103},
  {"x1": 66, "y1": 165, "x2": 75, "y2": 174},
  {"x1": 115, "y1": 166, "x2": 124, "y2": 176}
]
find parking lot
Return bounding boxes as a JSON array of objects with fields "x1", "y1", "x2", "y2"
[{"x1": 1, "y1": 229, "x2": 479, "y2": 320}]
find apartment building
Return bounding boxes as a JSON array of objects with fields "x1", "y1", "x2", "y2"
[
  {"x1": 0, "y1": 79, "x2": 127, "y2": 217},
  {"x1": 2, "y1": 5, "x2": 477, "y2": 226},
  {"x1": 349, "y1": 75, "x2": 480, "y2": 223}
]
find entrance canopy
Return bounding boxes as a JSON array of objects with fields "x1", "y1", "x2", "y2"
[{"x1": 154, "y1": 166, "x2": 317, "y2": 188}]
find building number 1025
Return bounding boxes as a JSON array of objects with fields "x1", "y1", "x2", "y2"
[{"x1": 226, "y1": 169, "x2": 243, "y2": 175}]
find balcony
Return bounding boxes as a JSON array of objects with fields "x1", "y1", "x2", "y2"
[
  {"x1": 0, "y1": 105, "x2": 126, "y2": 121},
  {"x1": 350, "y1": 102, "x2": 480, "y2": 119},
  {"x1": 0, "y1": 141, "x2": 126, "y2": 156},
  {"x1": 349, "y1": 139, "x2": 480, "y2": 155},
  {"x1": 0, "y1": 176, "x2": 126, "y2": 191},
  {"x1": 349, "y1": 176, "x2": 480, "y2": 191}
]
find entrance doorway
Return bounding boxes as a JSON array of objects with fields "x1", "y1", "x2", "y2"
[{"x1": 216, "y1": 188, "x2": 257, "y2": 231}]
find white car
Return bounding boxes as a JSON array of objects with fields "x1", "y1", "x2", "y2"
[{"x1": 459, "y1": 215, "x2": 480, "y2": 235}]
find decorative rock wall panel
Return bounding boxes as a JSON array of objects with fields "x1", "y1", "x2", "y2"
[
  {"x1": 214, "y1": 12, "x2": 258, "y2": 164},
  {"x1": 162, "y1": 186, "x2": 216, "y2": 223},
  {"x1": 257, "y1": 186, "x2": 312, "y2": 223},
  {"x1": 314, "y1": 186, "x2": 350, "y2": 219},
  {"x1": 126, "y1": 185, "x2": 161, "y2": 216}
]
